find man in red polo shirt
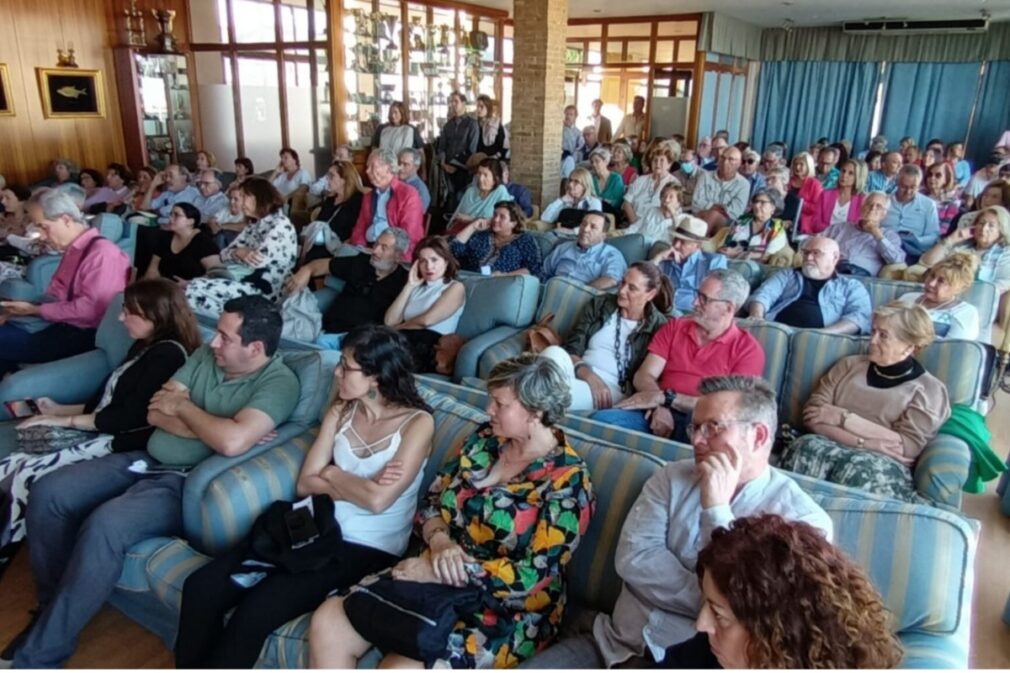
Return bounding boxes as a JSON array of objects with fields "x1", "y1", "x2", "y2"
[{"x1": 591, "y1": 268, "x2": 764, "y2": 442}]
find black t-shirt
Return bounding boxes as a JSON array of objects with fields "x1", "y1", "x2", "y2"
[
  {"x1": 775, "y1": 275, "x2": 828, "y2": 329},
  {"x1": 154, "y1": 230, "x2": 220, "y2": 280},
  {"x1": 657, "y1": 633, "x2": 721, "y2": 669},
  {"x1": 317, "y1": 191, "x2": 364, "y2": 242},
  {"x1": 323, "y1": 253, "x2": 408, "y2": 333}
]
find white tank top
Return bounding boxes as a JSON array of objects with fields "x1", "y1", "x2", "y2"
[
  {"x1": 403, "y1": 280, "x2": 465, "y2": 335},
  {"x1": 331, "y1": 403, "x2": 429, "y2": 556}
]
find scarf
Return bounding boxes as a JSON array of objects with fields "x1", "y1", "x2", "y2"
[
  {"x1": 865, "y1": 356, "x2": 925, "y2": 389},
  {"x1": 481, "y1": 117, "x2": 502, "y2": 149}
]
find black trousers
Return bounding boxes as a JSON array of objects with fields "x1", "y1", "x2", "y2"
[
  {"x1": 174, "y1": 538, "x2": 397, "y2": 669},
  {"x1": 400, "y1": 328, "x2": 443, "y2": 374},
  {"x1": 0, "y1": 322, "x2": 96, "y2": 377}
]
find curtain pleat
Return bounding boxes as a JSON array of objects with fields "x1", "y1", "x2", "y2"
[
  {"x1": 878, "y1": 63, "x2": 982, "y2": 149},
  {"x1": 967, "y1": 61, "x2": 1010, "y2": 167}
]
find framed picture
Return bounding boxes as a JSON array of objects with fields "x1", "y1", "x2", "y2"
[
  {"x1": 36, "y1": 67, "x2": 106, "y2": 119},
  {"x1": 0, "y1": 63, "x2": 13, "y2": 116}
]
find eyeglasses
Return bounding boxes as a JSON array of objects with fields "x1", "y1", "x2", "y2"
[
  {"x1": 686, "y1": 419, "x2": 754, "y2": 440},
  {"x1": 336, "y1": 359, "x2": 364, "y2": 373},
  {"x1": 743, "y1": 159, "x2": 757, "y2": 165},
  {"x1": 751, "y1": 199, "x2": 773, "y2": 206},
  {"x1": 196, "y1": 181, "x2": 216, "y2": 187},
  {"x1": 695, "y1": 291, "x2": 732, "y2": 308}
]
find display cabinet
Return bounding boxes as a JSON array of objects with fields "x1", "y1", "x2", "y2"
[{"x1": 115, "y1": 49, "x2": 202, "y2": 170}]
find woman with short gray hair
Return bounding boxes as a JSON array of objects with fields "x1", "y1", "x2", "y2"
[
  {"x1": 719, "y1": 188, "x2": 791, "y2": 264},
  {"x1": 309, "y1": 352, "x2": 595, "y2": 668}
]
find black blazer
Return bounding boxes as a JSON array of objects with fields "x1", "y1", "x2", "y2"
[{"x1": 84, "y1": 339, "x2": 188, "y2": 453}]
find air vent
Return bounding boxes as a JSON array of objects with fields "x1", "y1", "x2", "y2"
[{"x1": 842, "y1": 18, "x2": 989, "y2": 35}]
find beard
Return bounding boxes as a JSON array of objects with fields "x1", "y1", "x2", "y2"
[{"x1": 370, "y1": 256, "x2": 396, "y2": 273}]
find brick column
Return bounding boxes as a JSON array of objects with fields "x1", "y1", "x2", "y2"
[{"x1": 510, "y1": 0, "x2": 568, "y2": 209}]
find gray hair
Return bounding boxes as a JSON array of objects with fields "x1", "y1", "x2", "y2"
[
  {"x1": 54, "y1": 158, "x2": 80, "y2": 176},
  {"x1": 368, "y1": 148, "x2": 397, "y2": 170},
  {"x1": 762, "y1": 146, "x2": 783, "y2": 159},
  {"x1": 743, "y1": 149, "x2": 760, "y2": 162},
  {"x1": 751, "y1": 187, "x2": 784, "y2": 212},
  {"x1": 378, "y1": 226, "x2": 410, "y2": 255},
  {"x1": 589, "y1": 146, "x2": 612, "y2": 164},
  {"x1": 36, "y1": 188, "x2": 86, "y2": 223},
  {"x1": 697, "y1": 375, "x2": 778, "y2": 442},
  {"x1": 397, "y1": 147, "x2": 422, "y2": 167},
  {"x1": 706, "y1": 268, "x2": 750, "y2": 310},
  {"x1": 201, "y1": 169, "x2": 222, "y2": 186},
  {"x1": 54, "y1": 182, "x2": 88, "y2": 208},
  {"x1": 769, "y1": 166, "x2": 790, "y2": 184},
  {"x1": 611, "y1": 142, "x2": 632, "y2": 163},
  {"x1": 488, "y1": 353, "x2": 571, "y2": 427},
  {"x1": 898, "y1": 163, "x2": 923, "y2": 183}
]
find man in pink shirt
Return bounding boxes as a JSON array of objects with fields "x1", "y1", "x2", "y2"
[
  {"x1": 591, "y1": 268, "x2": 764, "y2": 442},
  {"x1": 0, "y1": 189, "x2": 130, "y2": 376}
]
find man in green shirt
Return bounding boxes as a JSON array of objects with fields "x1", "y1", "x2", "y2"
[{"x1": 6, "y1": 295, "x2": 298, "y2": 668}]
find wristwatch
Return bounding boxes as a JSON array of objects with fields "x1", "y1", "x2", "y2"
[{"x1": 662, "y1": 389, "x2": 677, "y2": 410}]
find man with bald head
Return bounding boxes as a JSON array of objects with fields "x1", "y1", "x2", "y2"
[
  {"x1": 866, "y1": 151, "x2": 903, "y2": 194},
  {"x1": 691, "y1": 146, "x2": 750, "y2": 220},
  {"x1": 746, "y1": 236, "x2": 872, "y2": 334}
]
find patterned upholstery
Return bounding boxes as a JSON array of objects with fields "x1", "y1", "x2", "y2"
[
  {"x1": 607, "y1": 233, "x2": 649, "y2": 265},
  {"x1": 727, "y1": 259, "x2": 764, "y2": 289},
  {"x1": 736, "y1": 318, "x2": 793, "y2": 399}
]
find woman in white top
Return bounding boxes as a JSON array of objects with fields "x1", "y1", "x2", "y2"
[
  {"x1": 385, "y1": 236, "x2": 466, "y2": 373},
  {"x1": 174, "y1": 324, "x2": 435, "y2": 669},
  {"x1": 541, "y1": 167, "x2": 602, "y2": 229},
  {"x1": 207, "y1": 184, "x2": 250, "y2": 249},
  {"x1": 370, "y1": 101, "x2": 424, "y2": 156},
  {"x1": 623, "y1": 180, "x2": 684, "y2": 247},
  {"x1": 269, "y1": 147, "x2": 313, "y2": 198},
  {"x1": 622, "y1": 142, "x2": 678, "y2": 225},
  {"x1": 900, "y1": 251, "x2": 980, "y2": 340}
]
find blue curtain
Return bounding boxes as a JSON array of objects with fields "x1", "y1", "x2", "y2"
[
  {"x1": 751, "y1": 61, "x2": 878, "y2": 155},
  {"x1": 879, "y1": 62, "x2": 982, "y2": 149},
  {"x1": 967, "y1": 60, "x2": 1010, "y2": 169}
]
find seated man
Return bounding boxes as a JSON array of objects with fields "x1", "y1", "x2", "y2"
[
  {"x1": 865, "y1": 151, "x2": 902, "y2": 194},
  {"x1": 501, "y1": 160, "x2": 533, "y2": 218},
  {"x1": 192, "y1": 169, "x2": 229, "y2": 224},
  {"x1": 591, "y1": 269, "x2": 764, "y2": 442},
  {"x1": 0, "y1": 189, "x2": 130, "y2": 376},
  {"x1": 3, "y1": 295, "x2": 299, "y2": 668},
  {"x1": 691, "y1": 147, "x2": 750, "y2": 220},
  {"x1": 578, "y1": 125, "x2": 600, "y2": 163},
  {"x1": 650, "y1": 216, "x2": 728, "y2": 313},
  {"x1": 747, "y1": 236, "x2": 872, "y2": 334},
  {"x1": 284, "y1": 227, "x2": 409, "y2": 346},
  {"x1": 397, "y1": 148, "x2": 431, "y2": 212},
  {"x1": 348, "y1": 149, "x2": 424, "y2": 260},
  {"x1": 141, "y1": 163, "x2": 199, "y2": 225},
  {"x1": 540, "y1": 210, "x2": 627, "y2": 290},
  {"x1": 309, "y1": 145, "x2": 353, "y2": 197},
  {"x1": 823, "y1": 192, "x2": 904, "y2": 276},
  {"x1": 881, "y1": 165, "x2": 940, "y2": 263},
  {"x1": 525, "y1": 375, "x2": 831, "y2": 668}
]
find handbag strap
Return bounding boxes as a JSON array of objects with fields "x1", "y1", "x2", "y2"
[{"x1": 66, "y1": 234, "x2": 105, "y2": 302}]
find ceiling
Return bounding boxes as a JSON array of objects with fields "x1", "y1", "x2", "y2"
[{"x1": 476, "y1": 0, "x2": 1010, "y2": 27}]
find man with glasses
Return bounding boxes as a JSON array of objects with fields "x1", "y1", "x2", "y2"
[
  {"x1": 192, "y1": 169, "x2": 228, "y2": 224},
  {"x1": 701, "y1": 136, "x2": 728, "y2": 171},
  {"x1": 738, "y1": 149, "x2": 766, "y2": 195},
  {"x1": 397, "y1": 148, "x2": 431, "y2": 212},
  {"x1": 823, "y1": 192, "x2": 904, "y2": 276},
  {"x1": 691, "y1": 146, "x2": 750, "y2": 220},
  {"x1": 590, "y1": 269, "x2": 763, "y2": 442},
  {"x1": 747, "y1": 236, "x2": 872, "y2": 334},
  {"x1": 525, "y1": 375, "x2": 830, "y2": 668},
  {"x1": 815, "y1": 146, "x2": 840, "y2": 189},
  {"x1": 881, "y1": 164, "x2": 940, "y2": 263}
]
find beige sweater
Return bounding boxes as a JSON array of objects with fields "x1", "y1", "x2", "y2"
[{"x1": 806, "y1": 354, "x2": 951, "y2": 465}]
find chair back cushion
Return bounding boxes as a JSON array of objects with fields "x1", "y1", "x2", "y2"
[
  {"x1": 280, "y1": 349, "x2": 341, "y2": 427},
  {"x1": 93, "y1": 213, "x2": 124, "y2": 242},
  {"x1": 608, "y1": 233, "x2": 648, "y2": 265},
  {"x1": 95, "y1": 293, "x2": 133, "y2": 368},
  {"x1": 737, "y1": 319, "x2": 793, "y2": 399},
  {"x1": 455, "y1": 273, "x2": 540, "y2": 338},
  {"x1": 727, "y1": 259, "x2": 764, "y2": 289},
  {"x1": 536, "y1": 276, "x2": 602, "y2": 336}
]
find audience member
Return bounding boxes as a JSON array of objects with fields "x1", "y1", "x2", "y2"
[
  {"x1": 446, "y1": 157, "x2": 512, "y2": 235},
  {"x1": 233, "y1": 157, "x2": 255, "y2": 186},
  {"x1": 185, "y1": 177, "x2": 298, "y2": 315},
  {"x1": 540, "y1": 211, "x2": 627, "y2": 289},
  {"x1": 301, "y1": 160, "x2": 366, "y2": 262},
  {"x1": 650, "y1": 216, "x2": 728, "y2": 312},
  {"x1": 540, "y1": 262, "x2": 671, "y2": 411},
  {"x1": 450, "y1": 201, "x2": 541, "y2": 277},
  {"x1": 0, "y1": 190, "x2": 130, "y2": 375},
  {"x1": 473, "y1": 95, "x2": 509, "y2": 161},
  {"x1": 858, "y1": 134, "x2": 888, "y2": 160},
  {"x1": 579, "y1": 125, "x2": 600, "y2": 163},
  {"x1": 348, "y1": 149, "x2": 424, "y2": 259},
  {"x1": 780, "y1": 302, "x2": 950, "y2": 503},
  {"x1": 78, "y1": 169, "x2": 103, "y2": 202},
  {"x1": 695, "y1": 136, "x2": 713, "y2": 166},
  {"x1": 946, "y1": 142, "x2": 972, "y2": 188},
  {"x1": 923, "y1": 161, "x2": 961, "y2": 236},
  {"x1": 815, "y1": 158, "x2": 866, "y2": 233},
  {"x1": 0, "y1": 184, "x2": 32, "y2": 240},
  {"x1": 500, "y1": 160, "x2": 533, "y2": 218},
  {"x1": 692, "y1": 146, "x2": 750, "y2": 221},
  {"x1": 866, "y1": 151, "x2": 903, "y2": 194},
  {"x1": 815, "y1": 146, "x2": 840, "y2": 188},
  {"x1": 672, "y1": 148, "x2": 698, "y2": 203},
  {"x1": 964, "y1": 152, "x2": 1007, "y2": 207},
  {"x1": 194, "y1": 150, "x2": 217, "y2": 173},
  {"x1": 786, "y1": 152, "x2": 824, "y2": 235},
  {"x1": 823, "y1": 192, "x2": 904, "y2": 276},
  {"x1": 748, "y1": 236, "x2": 872, "y2": 334},
  {"x1": 865, "y1": 150, "x2": 884, "y2": 172},
  {"x1": 82, "y1": 163, "x2": 132, "y2": 212},
  {"x1": 951, "y1": 179, "x2": 1010, "y2": 232},
  {"x1": 590, "y1": 270, "x2": 763, "y2": 441},
  {"x1": 308, "y1": 148, "x2": 352, "y2": 197},
  {"x1": 131, "y1": 167, "x2": 158, "y2": 211},
  {"x1": 623, "y1": 143, "x2": 678, "y2": 225},
  {"x1": 5, "y1": 295, "x2": 298, "y2": 668},
  {"x1": 435, "y1": 91, "x2": 479, "y2": 203},
  {"x1": 899, "y1": 251, "x2": 980, "y2": 340},
  {"x1": 397, "y1": 148, "x2": 431, "y2": 212},
  {"x1": 529, "y1": 375, "x2": 828, "y2": 668},
  {"x1": 739, "y1": 148, "x2": 766, "y2": 195},
  {"x1": 882, "y1": 164, "x2": 940, "y2": 262},
  {"x1": 611, "y1": 142, "x2": 638, "y2": 187},
  {"x1": 174, "y1": 325, "x2": 434, "y2": 669},
  {"x1": 142, "y1": 164, "x2": 199, "y2": 225},
  {"x1": 542, "y1": 167, "x2": 601, "y2": 228},
  {"x1": 615, "y1": 95, "x2": 647, "y2": 140},
  {"x1": 587, "y1": 148, "x2": 624, "y2": 217},
  {"x1": 192, "y1": 169, "x2": 228, "y2": 223},
  {"x1": 206, "y1": 185, "x2": 250, "y2": 250},
  {"x1": 269, "y1": 148, "x2": 313, "y2": 199},
  {"x1": 144, "y1": 203, "x2": 221, "y2": 282},
  {"x1": 759, "y1": 146, "x2": 784, "y2": 176},
  {"x1": 902, "y1": 143, "x2": 922, "y2": 167},
  {"x1": 370, "y1": 101, "x2": 424, "y2": 155},
  {"x1": 588, "y1": 98, "x2": 613, "y2": 143},
  {"x1": 703, "y1": 137, "x2": 728, "y2": 171},
  {"x1": 624, "y1": 181, "x2": 685, "y2": 247},
  {"x1": 561, "y1": 105, "x2": 585, "y2": 178},
  {"x1": 719, "y1": 188, "x2": 790, "y2": 264},
  {"x1": 660, "y1": 514, "x2": 901, "y2": 669},
  {"x1": 42, "y1": 159, "x2": 79, "y2": 189}
]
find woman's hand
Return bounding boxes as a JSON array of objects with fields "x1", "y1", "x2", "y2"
[
  {"x1": 471, "y1": 218, "x2": 489, "y2": 232},
  {"x1": 235, "y1": 247, "x2": 265, "y2": 266},
  {"x1": 803, "y1": 404, "x2": 846, "y2": 428},
  {"x1": 207, "y1": 218, "x2": 222, "y2": 235},
  {"x1": 17, "y1": 414, "x2": 67, "y2": 429},
  {"x1": 406, "y1": 260, "x2": 423, "y2": 287},
  {"x1": 35, "y1": 397, "x2": 67, "y2": 415},
  {"x1": 948, "y1": 226, "x2": 974, "y2": 245},
  {"x1": 429, "y1": 532, "x2": 474, "y2": 587},
  {"x1": 581, "y1": 370, "x2": 613, "y2": 410},
  {"x1": 391, "y1": 556, "x2": 440, "y2": 584},
  {"x1": 173, "y1": 276, "x2": 190, "y2": 290}
]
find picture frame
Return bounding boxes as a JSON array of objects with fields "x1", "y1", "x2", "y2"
[
  {"x1": 36, "y1": 67, "x2": 106, "y2": 119},
  {"x1": 0, "y1": 63, "x2": 13, "y2": 117}
]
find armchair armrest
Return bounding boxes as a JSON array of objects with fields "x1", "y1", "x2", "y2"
[
  {"x1": 898, "y1": 631, "x2": 968, "y2": 669},
  {"x1": 0, "y1": 350, "x2": 110, "y2": 420},
  {"x1": 476, "y1": 331, "x2": 529, "y2": 379},
  {"x1": 181, "y1": 423, "x2": 316, "y2": 555},
  {"x1": 453, "y1": 325, "x2": 526, "y2": 382},
  {"x1": 913, "y1": 433, "x2": 971, "y2": 510}
]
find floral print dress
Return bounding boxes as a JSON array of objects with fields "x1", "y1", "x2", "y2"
[{"x1": 418, "y1": 423, "x2": 595, "y2": 668}]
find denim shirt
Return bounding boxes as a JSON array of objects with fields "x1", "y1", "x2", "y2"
[
  {"x1": 541, "y1": 240, "x2": 627, "y2": 286},
  {"x1": 882, "y1": 192, "x2": 940, "y2": 257},
  {"x1": 365, "y1": 187, "x2": 393, "y2": 242},
  {"x1": 748, "y1": 269, "x2": 873, "y2": 334},
  {"x1": 659, "y1": 250, "x2": 728, "y2": 313}
]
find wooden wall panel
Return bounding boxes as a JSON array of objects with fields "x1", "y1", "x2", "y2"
[{"x1": 0, "y1": 0, "x2": 190, "y2": 186}]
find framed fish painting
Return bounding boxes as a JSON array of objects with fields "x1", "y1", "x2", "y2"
[
  {"x1": 36, "y1": 67, "x2": 106, "y2": 119},
  {"x1": 0, "y1": 64, "x2": 13, "y2": 116}
]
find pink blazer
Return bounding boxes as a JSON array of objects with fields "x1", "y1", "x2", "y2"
[
  {"x1": 815, "y1": 189, "x2": 866, "y2": 234},
  {"x1": 795, "y1": 177, "x2": 824, "y2": 235}
]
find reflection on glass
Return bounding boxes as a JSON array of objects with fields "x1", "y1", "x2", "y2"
[
  {"x1": 654, "y1": 41, "x2": 674, "y2": 64},
  {"x1": 677, "y1": 40, "x2": 697, "y2": 62},
  {"x1": 626, "y1": 41, "x2": 650, "y2": 63}
]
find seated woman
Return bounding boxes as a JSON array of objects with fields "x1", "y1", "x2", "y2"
[
  {"x1": 719, "y1": 188, "x2": 790, "y2": 264},
  {"x1": 78, "y1": 169, "x2": 103, "y2": 205},
  {"x1": 589, "y1": 147, "x2": 625, "y2": 217},
  {"x1": 660, "y1": 514, "x2": 902, "y2": 669},
  {"x1": 370, "y1": 101, "x2": 424, "y2": 155},
  {"x1": 0, "y1": 184, "x2": 32, "y2": 241},
  {"x1": 899, "y1": 252, "x2": 980, "y2": 340},
  {"x1": 43, "y1": 159, "x2": 79, "y2": 189},
  {"x1": 446, "y1": 158, "x2": 512, "y2": 236},
  {"x1": 923, "y1": 162, "x2": 961, "y2": 237},
  {"x1": 450, "y1": 201, "x2": 541, "y2": 277},
  {"x1": 622, "y1": 181, "x2": 684, "y2": 247},
  {"x1": 269, "y1": 147, "x2": 313, "y2": 199},
  {"x1": 308, "y1": 353, "x2": 594, "y2": 669},
  {"x1": 948, "y1": 179, "x2": 1010, "y2": 233},
  {"x1": 207, "y1": 184, "x2": 250, "y2": 250},
  {"x1": 233, "y1": 157, "x2": 255, "y2": 186},
  {"x1": 185, "y1": 177, "x2": 298, "y2": 316},
  {"x1": 779, "y1": 302, "x2": 950, "y2": 503},
  {"x1": 301, "y1": 160, "x2": 366, "y2": 263},
  {"x1": 541, "y1": 168, "x2": 602, "y2": 229},
  {"x1": 921, "y1": 205, "x2": 1010, "y2": 323},
  {"x1": 539, "y1": 261, "x2": 671, "y2": 410},
  {"x1": 611, "y1": 142, "x2": 638, "y2": 187},
  {"x1": 788, "y1": 152, "x2": 824, "y2": 236},
  {"x1": 622, "y1": 143, "x2": 677, "y2": 226},
  {"x1": 195, "y1": 150, "x2": 218, "y2": 174},
  {"x1": 144, "y1": 203, "x2": 221, "y2": 283},
  {"x1": 0, "y1": 279, "x2": 200, "y2": 569},
  {"x1": 174, "y1": 325, "x2": 434, "y2": 669},
  {"x1": 82, "y1": 163, "x2": 133, "y2": 214},
  {"x1": 815, "y1": 159, "x2": 866, "y2": 233},
  {"x1": 130, "y1": 167, "x2": 158, "y2": 212},
  {"x1": 384, "y1": 237, "x2": 466, "y2": 373}
]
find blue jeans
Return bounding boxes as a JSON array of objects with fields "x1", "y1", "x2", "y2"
[
  {"x1": 0, "y1": 322, "x2": 96, "y2": 377},
  {"x1": 590, "y1": 408, "x2": 691, "y2": 444},
  {"x1": 16, "y1": 451, "x2": 185, "y2": 668}
]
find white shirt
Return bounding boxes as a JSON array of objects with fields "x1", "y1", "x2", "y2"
[
  {"x1": 581, "y1": 312, "x2": 639, "y2": 398},
  {"x1": 271, "y1": 168, "x2": 313, "y2": 198},
  {"x1": 831, "y1": 197, "x2": 850, "y2": 226},
  {"x1": 403, "y1": 280, "x2": 464, "y2": 335},
  {"x1": 623, "y1": 173, "x2": 678, "y2": 221},
  {"x1": 624, "y1": 207, "x2": 685, "y2": 247},
  {"x1": 899, "y1": 292, "x2": 980, "y2": 340}
]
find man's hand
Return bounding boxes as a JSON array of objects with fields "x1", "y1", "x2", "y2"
[
  {"x1": 0, "y1": 301, "x2": 40, "y2": 316},
  {"x1": 863, "y1": 220, "x2": 884, "y2": 241},
  {"x1": 697, "y1": 442, "x2": 744, "y2": 509},
  {"x1": 149, "y1": 383, "x2": 191, "y2": 417},
  {"x1": 614, "y1": 390, "x2": 663, "y2": 410},
  {"x1": 647, "y1": 406, "x2": 675, "y2": 438}
]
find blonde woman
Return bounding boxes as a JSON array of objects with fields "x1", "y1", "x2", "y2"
[
  {"x1": 899, "y1": 251, "x2": 980, "y2": 340},
  {"x1": 541, "y1": 168, "x2": 601, "y2": 229}
]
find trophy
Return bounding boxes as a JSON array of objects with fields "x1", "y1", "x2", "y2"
[{"x1": 152, "y1": 9, "x2": 180, "y2": 53}]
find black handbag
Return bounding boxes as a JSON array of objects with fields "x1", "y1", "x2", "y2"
[{"x1": 247, "y1": 494, "x2": 343, "y2": 573}]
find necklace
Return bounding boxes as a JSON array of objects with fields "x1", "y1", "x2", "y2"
[
  {"x1": 612, "y1": 311, "x2": 637, "y2": 387},
  {"x1": 870, "y1": 362, "x2": 915, "y2": 380}
]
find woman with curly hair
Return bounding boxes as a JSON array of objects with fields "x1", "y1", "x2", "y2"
[{"x1": 659, "y1": 514, "x2": 903, "y2": 669}]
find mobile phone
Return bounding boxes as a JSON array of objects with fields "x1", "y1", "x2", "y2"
[
  {"x1": 284, "y1": 507, "x2": 321, "y2": 549},
  {"x1": 5, "y1": 399, "x2": 40, "y2": 419}
]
